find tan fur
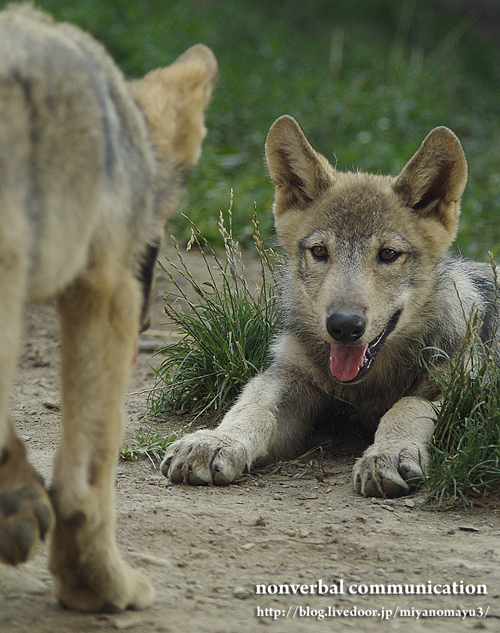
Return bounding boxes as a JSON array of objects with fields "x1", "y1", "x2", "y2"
[
  {"x1": 129, "y1": 44, "x2": 218, "y2": 223},
  {"x1": 0, "y1": 4, "x2": 216, "y2": 612},
  {"x1": 162, "y1": 115, "x2": 489, "y2": 501}
]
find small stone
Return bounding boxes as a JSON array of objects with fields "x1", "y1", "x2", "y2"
[
  {"x1": 459, "y1": 526, "x2": 479, "y2": 533},
  {"x1": 233, "y1": 586, "x2": 252, "y2": 599},
  {"x1": 190, "y1": 549, "x2": 211, "y2": 560},
  {"x1": 131, "y1": 553, "x2": 171, "y2": 567},
  {"x1": 113, "y1": 614, "x2": 145, "y2": 629}
]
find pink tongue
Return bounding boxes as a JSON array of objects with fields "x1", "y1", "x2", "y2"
[{"x1": 329, "y1": 343, "x2": 368, "y2": 382}]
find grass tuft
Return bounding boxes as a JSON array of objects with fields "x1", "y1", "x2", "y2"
[
  {"x1": 148, "y1": 195, "x2": 277, "y2": 422},
  {"x1": 422, "y1": 256, "x2": 500, "y2": 506},
  {"x1": 121, "y1": 427, "x2": 189, "y2": 464}
]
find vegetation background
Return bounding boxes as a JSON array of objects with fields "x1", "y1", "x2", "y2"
[{"x1": 10, "y1": 0, "x2": 500, "y2": 257}]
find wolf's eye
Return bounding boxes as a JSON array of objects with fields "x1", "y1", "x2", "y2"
[
  {"x1": 311, "y1": 245, "x2": 328, "y2": 260},
  {"x1": 379, "y1": 248, "x2": 400, "y2": 263}
]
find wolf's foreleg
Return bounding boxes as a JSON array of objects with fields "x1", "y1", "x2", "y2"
[
  {"x1": 353, "y1": 397, "x2": 436, "y2": 498},
  {"x1": 50, "y1": 258, "x2": 154, "y2": 612},
  {"x1": 162, "y1": 364, "x2": 327, "y2": 485}
]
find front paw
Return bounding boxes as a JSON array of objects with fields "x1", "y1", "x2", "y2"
[
  {"x1": 353, "y1": 444, "x2": 426, "y2": 498},
  {"x1": 161, "y1": 430, "x2": 249, "y2": 485}
]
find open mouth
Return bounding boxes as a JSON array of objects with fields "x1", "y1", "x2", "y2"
[{"x1": 329, "y1": 310, "x2": 402, "y2": 383}]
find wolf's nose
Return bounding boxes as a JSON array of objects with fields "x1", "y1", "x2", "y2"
[{"x1": 326, "y1": 312, "x2": 366, "y2": 342}]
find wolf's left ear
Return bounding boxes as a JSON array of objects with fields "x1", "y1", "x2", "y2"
[
  {"x1": 393, "y1": 127, "x2": 467, "y2": 232},
  {"x1": 265, "y1": 115, "x2": 335, "y2": 214},
  {"x1": 130, "y1": 44, "x2": 217, "y2": 176}
]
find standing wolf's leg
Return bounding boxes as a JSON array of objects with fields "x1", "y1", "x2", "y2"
[
  {"x1": 353, "y1": 397, "x2": 436, "y2": 498},
  {"x1": 0, "y1": 219, "x2": 54, "y2": 565},
  {"x1": 0, "y1": 421, "x2": 54, "y2": 565},
  {"x1": 50, "y1": 257, "x2": 154, "y2": 612},
  {"x1": 162, "y1": 355, "x2": 328, "y2": 485}
]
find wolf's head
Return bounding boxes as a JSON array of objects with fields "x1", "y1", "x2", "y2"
[
  {"x1": 131, "y1": 45, "x2": 217, "y2": 213},
  {"x1": 266, "y1": 115, "x2": 468, "y2": 384},
  {"x1": 129, "y1": 45, "x2": 217, "y2": 332}
]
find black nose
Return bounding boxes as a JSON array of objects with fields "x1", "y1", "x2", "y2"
[{"x1": 326, "y1": 312, "x2": 366, "y2": 343}]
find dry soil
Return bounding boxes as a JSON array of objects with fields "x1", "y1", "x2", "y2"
[{"x1": 1, "y1": 241, "x2": 499, "y2": 633}]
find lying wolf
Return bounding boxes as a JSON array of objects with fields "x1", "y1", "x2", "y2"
[
  {"x1": 0, "y1": 4, "x2": 216, "y2": 612},
  {"x1": 162, "y1": 114, "x2": 496, "y2": 499}
]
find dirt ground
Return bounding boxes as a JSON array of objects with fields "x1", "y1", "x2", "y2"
[{"x1": 1, "y1": 241, "x2": 499, "y2": 633}]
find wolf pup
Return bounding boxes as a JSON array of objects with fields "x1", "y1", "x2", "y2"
[
  {"x1": 0, "y1": 4, "x2": 216, "y2": 613},
  {"x1": 162, "y1": 114, "x2": 495, "y2": 499}
]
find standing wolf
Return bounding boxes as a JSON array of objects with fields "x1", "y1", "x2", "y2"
[
  {"x1": 163, "y1": 114, "x2": 496, "y2": 499},
  {"x1": 0, "y1": 4, "x2": 216, "y2": 612}
]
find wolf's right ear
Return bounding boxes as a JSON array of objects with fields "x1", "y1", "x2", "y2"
[
  {"x1": 265, "y1": 116, "x2": 334, "y2": 214},
  {"x1": 392, "y1": 126, "x2": 468, "y2": 234},
  {"x1": 130, "y1": 44, "x2": 218, "y2": 178}
]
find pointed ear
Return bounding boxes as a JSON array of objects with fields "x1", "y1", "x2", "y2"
[
  {"x1": 393, "y1": 126, "x2": 468, "y2": 233},
  {"x1": 265, "y1": 115, "x2": 335, "y2": 214},
  {"x1": 130, "y1": 44, "x2": 217, "y2": 175}
]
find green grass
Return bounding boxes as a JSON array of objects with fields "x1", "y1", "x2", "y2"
[
  {"x1": 13, "y1": 0, "x2": 500, "y2": 257},
  {"x1": 148, "y1": 204, "x2": 277, "y2": 421},
  {"x1": 121, "y1": 426, "x2": 189, "y2": 464},
  {"x1": 420, "y1": 263, "x2": 500, "y2": 506}
]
